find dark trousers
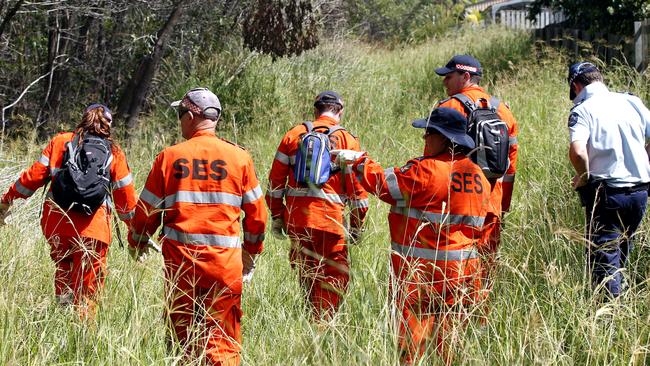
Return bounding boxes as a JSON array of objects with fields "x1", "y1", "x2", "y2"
[{"x1": 579, "y1": 183, "x2": 648, "y2": 297}]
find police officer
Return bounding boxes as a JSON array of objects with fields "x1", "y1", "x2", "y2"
[
  {"x1": 567, "y1": 62, "x2": 650, "y2": 298},
  {"x1": 333, "y1": 107, "x2": 490, "y2": 365}
]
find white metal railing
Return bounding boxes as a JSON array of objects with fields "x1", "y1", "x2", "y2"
[{"x1": 499, "y1": 9, "x2": 565, "y2": 30}]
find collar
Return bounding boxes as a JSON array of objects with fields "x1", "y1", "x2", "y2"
[
  {"x1": 457, "y1": 85, "x2": 485, "y2": 95},
  {"x1": 314, "y1": 115, "x2": 339, "y2": 126},
  {"x1": 190, "y1": 129, "x2": 216, "y2": 138},
  {"x1": 573, "y1": 82, "x2": 608, "y2": 105}
]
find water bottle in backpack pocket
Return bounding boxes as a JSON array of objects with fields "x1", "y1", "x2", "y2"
[
  {"x1": 51, "y1": 134, "x2": 113, "y2": 215},
  {"x1": 293, "y1": 122, "x2": 345, "y2": 187},
  {"x1": 452, "y1": 94, "x2": 510, "y2": 179}
]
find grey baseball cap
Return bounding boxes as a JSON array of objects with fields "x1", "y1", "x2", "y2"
[{"x1": 171, "y1": 87, "x2": 221, "y2": 121}]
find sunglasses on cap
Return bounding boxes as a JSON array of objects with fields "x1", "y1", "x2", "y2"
[{"x1": 177, "y1": 107, "x2": 191, "y2": 119}]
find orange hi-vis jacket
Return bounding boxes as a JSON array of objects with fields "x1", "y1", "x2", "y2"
[
  {"x1": 128, "y1": 130, "x2": 267, "y2": 292},
  {"x1": 437, "y1": 85, "x2": 519, "y2": 212},
  {"x1": 266, "y1": 115, "x2": 368, "y2": 235},
  {"x1": 1, "y1": 132, "x2": 137, "y2": 244},
  {"x1": 352, "y1": 153, "x2": 490, "y2": 302}
]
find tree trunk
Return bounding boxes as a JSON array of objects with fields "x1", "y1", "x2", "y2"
[
  {"x1": 0, "y1": 0, "x2": 25, "y2": 40},
  {"x1": 118, "y1": 1, "x2": 185, "y2": 132},
  {"x1": 37, "y1": 9, "x2": 74, "y2": 134}
]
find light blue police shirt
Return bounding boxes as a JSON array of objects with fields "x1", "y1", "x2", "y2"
[{"x1": 568, "y1": 82, "x2": 650, "y2": 187}]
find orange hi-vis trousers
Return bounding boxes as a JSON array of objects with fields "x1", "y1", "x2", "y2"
[
  {"x1": 392, "y1": 255, "x2": 482, "y2": 365},
  {"x1": 164, "y1": 262, "x2": 242, "y2": 366},
  {"x1": 48, "y1": 236, "x2": 109, "y2": 316},
  {"x1": 288, "y1": 227, "x2": 349, "y2": 320}
]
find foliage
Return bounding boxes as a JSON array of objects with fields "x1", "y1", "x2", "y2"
[
  {"x1": 341, "y1": 0, "x2": 466, "y2": 44},
  {"x1": 529, "y1": 0, "x2": 650, "y2": 35},
  {"x1": 243, "y1": 0, "x2": 320, "y2": 59}
]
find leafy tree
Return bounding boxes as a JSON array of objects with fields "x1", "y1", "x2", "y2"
[
  {"x1": 342, "y1": 0, "x2": 466, "y2": 44},
  {"x1": 243, "y1": 0, "x2": 319, "y2": 59},
  {"x1": 529, "y1": 0, "x2": 650, "y2": 35}
]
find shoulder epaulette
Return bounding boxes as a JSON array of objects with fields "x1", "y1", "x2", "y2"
[
  {"x1": 219, "y1": 137, "x2": 247, "y2": 151},
  {"x1": 569, "y1": 101, "x2": 583, "y2": 111}
]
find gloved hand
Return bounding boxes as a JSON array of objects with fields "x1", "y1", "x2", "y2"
[
  {"x1": 348, "y1": 226, "x2": 364, "y2": 245},
  {"x1": 330, "y1": 149, "x2": 366, "y2": 166},
  {"x1": 271, "y1": 217, "x2": 287, "y2": 239},
  {"x1": 242, "y1": 249, "x2": 257, "y2": 283},
  {"x1": 0, "y1": 202, "x2": 10, "y2": 226},
  {"x1": 129, "y1": 245, "x2": 150, "y2": 263}
]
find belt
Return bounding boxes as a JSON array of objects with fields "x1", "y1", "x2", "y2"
[{"x1": 602, "y1": 183, "x2": 649, "y2": 194}]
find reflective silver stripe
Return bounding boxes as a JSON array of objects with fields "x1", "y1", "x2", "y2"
[
  {"x1": 390, "y1": 206, "x2": 485, "y2": 228},
  {"x1": 274, "y1": 151, "x2": 296, "y2": 165},
  {"x1": 267, "y1": 188, "x2": 285, "y2": 198},
  {"x1": 356, "y1": 162, "x2": 365, "y2": 173},
  {"x1": 244, "y1": 232, "x2": 265, "y2": 243},
  {"x1": 502, "y1": 174, "x2": 515, "y2": 183},
  {"x1": 509, "y1": 136, "x2": 518, "y2": 145},
  {"x1": 391, "y1": 242, "x2": 479, "y2": 261},
  {"x1": 140, "y1": 188, "x2": 164, "y2": 208},
  {"x1": 384, "y1": 168, "x2": 404, "y2": 206},
  {"x1": 286, "y1": 188, "x2": 344, "y2": 204},
  {"x1": 51, "y1": 167, "x2": 60, "y2": 177},
  {"x1": 163, "y1": 227, "x2": 241, "y2": 248},
  {"x1": 242, "y1": 185, "x2": 263, "y2": 204},
  {"x1": 38, "y1": 155, "x2": 49, "y2": 166},
  {"x1": 112, "y1": 173, "x2": 133, "y2": 189},
  {"x1": 343, "y1": 165, "x2": 354, "y2": 174},
  {"x1": 164, "y1": 191, "x2": 242, "y2": 207},
  {"x1": 349, "y1": 199, "x2": 369, "y2": 208},
  {"x1": 131, "y1": 232, "x2": 149, "y2": 243},
  {"x1": 15, "y1": 180, "x2": 34, "y2": 197},
  {"x1": 118, "y1": 209, "x2": 135, "y2": 220}
]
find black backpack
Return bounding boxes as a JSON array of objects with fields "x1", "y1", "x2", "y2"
[
  {"x1": 452, "y1": 93, "x2": 510, "y2": 179},
  {"x1": 51, "y1": 133, "x2": 113, "y2": 215}
]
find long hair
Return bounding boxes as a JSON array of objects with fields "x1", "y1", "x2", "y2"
[{"x1": 75, "y1": 106, "x2": 116, "y2": 147}]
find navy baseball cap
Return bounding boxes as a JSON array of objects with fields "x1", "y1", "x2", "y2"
[
  {"x1": 314, "y1": 90, "x2": 344, "y2": 108},
  {"x1": 435, "y1": 55, "x2": 482, "y2": 76},
  {"x1": 84, "y1": 103, "x2": 112, "y2": 123},
  {"x1": 567, "y1": 62, "x2": 599, "y2": 100},
  {"x1": 412, "y1": 107, "x2": 475, "y2": 149}
]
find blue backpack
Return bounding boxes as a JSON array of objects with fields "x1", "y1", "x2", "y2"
[{"x1": 294, "y1": 121, "x2": 345, "y2": 187}]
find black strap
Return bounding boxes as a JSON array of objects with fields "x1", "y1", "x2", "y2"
[
  {"x1": 452, "y1": 93, "x2": 476, "y2": 113},
  {"x1": 302, "y1": 121, "x2": 346, "y2": 136}
]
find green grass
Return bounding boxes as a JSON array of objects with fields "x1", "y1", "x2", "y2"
[{"x1": 1, "y1": 25, "x2": 650, "y2": 365}]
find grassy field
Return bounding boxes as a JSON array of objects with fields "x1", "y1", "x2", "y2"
[{"x1": 1, "y1": 26, "x2": 650, "y2": 365}]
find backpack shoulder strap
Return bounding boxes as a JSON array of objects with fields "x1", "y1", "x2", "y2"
[
  {"x1": 326, "y1": 125, "x2": 345, "y2": 136},
  {"x1": 489, "y1": 96, "x2": 500, "y2": 109},
  {"x1": 451, "y1": 93, "x2": 476, "y2": 113},
  {"x1": 302, "y1": 121, "x2": 313, "y2": 133}
]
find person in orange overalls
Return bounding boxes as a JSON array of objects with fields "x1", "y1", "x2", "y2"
[
  {"x1": 128, "y1": 88, "x2": 267, "y2": 365},
  {"x1": 0, "y1": 104, "x2": 137, "y2": 317},
  {"x1": 265, "y1": 91, "x2": 368, "y2": 320},
  {"x1": 434, "y1": 55, "x2": 519, "y2": 305},
  {"x1": 334, "y1": 107, "x2": 490, "y2": 365}
]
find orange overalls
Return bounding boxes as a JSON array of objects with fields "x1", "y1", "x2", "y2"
[
  {"x1": 128, "y1": 130, "x2": 267, "y2": 366},
  {"x1": 265, "y1": 115, "x2": 368, "y2": 319},
  {"x1": 1, "y1": 132, "x2": 136, "y2": 315},
  {"x1": 438, "y1": 86, "x2": 519, "y2": 294},
  {"x1": 352, "y1": 152, "x2": 490, "y2": 364}
]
